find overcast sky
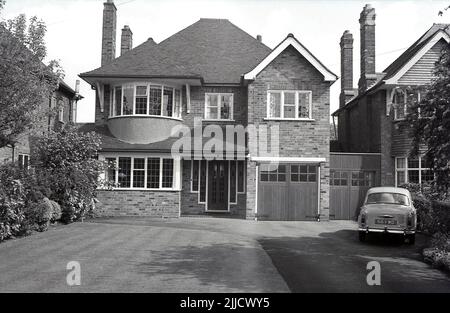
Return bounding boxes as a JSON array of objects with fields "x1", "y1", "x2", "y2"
[{"x1": 1, "y1": 0, "x2": 450, "y2": 122}]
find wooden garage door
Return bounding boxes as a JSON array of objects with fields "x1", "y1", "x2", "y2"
[{"x1": 257, "y1": 164, "x2": 318, "y2": 221}]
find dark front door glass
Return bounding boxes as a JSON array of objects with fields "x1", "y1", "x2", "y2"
[{"x1": 208, "y1": 161, "x2": 229, "y2": 211}]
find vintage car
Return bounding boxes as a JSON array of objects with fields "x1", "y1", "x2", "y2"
[{"x1": 358, "y1": 187, "x2": 416, "y2": 244}]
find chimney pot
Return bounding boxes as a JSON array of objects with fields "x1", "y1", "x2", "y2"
[{"x1": 256, "y1": 35, "x2": 262, "y2": 42}]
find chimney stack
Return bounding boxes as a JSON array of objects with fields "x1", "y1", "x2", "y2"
[
  {"x1": 101, "y1": 0, "x2": 117, "y2": 66},
  {"x1": 340, "y1": 30, "x2": 356, "y2": 107},
  {"x1": 121, "y1": 25, "x2": 133, "y2": 55},
  {"x1": 358, "y1": 4, "x2": 377, "y2": 92},
  {"x1": 256, "y1": 35, "x2": 262, "y2": 42}
]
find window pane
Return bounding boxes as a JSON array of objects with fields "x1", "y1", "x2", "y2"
[
  {"x1": 122, "y1": 86, "x2": 134, "y2": 115},
  {"x1": 192, "y1": 160, "x2": 199, "y2": 192},
  {"x1": 408, "y1": 158, "x2": 419, "y2": 169},
  {"x1": 394, "y1": 89, "x2": 406, "y2": 119},
  {"x1": 105, "y1": 158, "x2": 116, "y2": 184},
  {"x1": 230, "y1": 161, "x2": 237, "y2": 203},
  {"x1": 174, "y1": 89, "x2": 181, "y2": 118},
  {"x1": 133, "y1": 158, "x2": 145, "y2": 188},
  {"x1": 135, "y1": 86, "x2": 148, "y2": 115},
  {"x1": 396, "y1": 158, "x2": 406, "y2": 169},
  {"x1": 162, "y1": 159, "x2": 174, "y2": 188},
  {"x1": 147, "y1": 158, "x2": 160, "y2": 188},
  {"x1": 115, "y1": 87, "x2": 122, "y2": 116},
  {"x1": 118, "y1": 157, "x2": 131, "y2": 188},
  {"x1": 206, "y1": 94, "x2": 219, "y2": 119},
  {"x1": 308, "y1": 174, "x2": 317, "y2": 182},
  {"x1": 397, "y1": 171, "x2": 405, "y2": 186},
  {"x1": 220, "y1": 95, "x2": 232, "y2": 119},
  {"x1": 18, "y1": 155, "x2": 23, "y2": 170},
  {"x1": 421, "y1": 170, "x2": 434, "y2": 183},
  {"x1": 284, "y1": 92, "x2": 295, "y2": 105},
  {"x1": 269, "y1": 92, "x2": 281, "y2": 118},
  {"x1": 163, "y1": 87, "x2": 173, "y2": 117},
  {"x1": 149, "y1": 86, "x2": 162, "y2": 115},
  {"x1": 200, "y1": 160, "x2": 207, "y2": 202},
  {"x1": 23, "y1": 155, "x2": 29, "y2": 170},
  {"x1": 237, "y1": 161, "x2": 245, "y2": 192},
  {"x1": 284, "y1": 105, "x2": 295, "y2": 118},
  {"x1": 408, "y1": 170, "x2": 419, "y2": 183},
  {"x1": 298, "y1": 92, "x2": 310, "y2": 118}
]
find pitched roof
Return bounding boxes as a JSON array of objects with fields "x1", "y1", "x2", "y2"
[
  {"x1": 80, "y1": 18, "x2": 272, "y2": 84},
  {"x1": 333, "y1": 23, "x2": 450, "y2": 116}
]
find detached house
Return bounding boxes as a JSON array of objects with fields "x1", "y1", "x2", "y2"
[
  {"x1": 79, "y1": 0, "x2": 337, "y2": 220},
  {"x1": 331, "y1": 4, "x2": 450, "y2": 219}
]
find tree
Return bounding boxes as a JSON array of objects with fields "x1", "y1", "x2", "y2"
[
  {"x1": 407, "y1": 44, "x2": 450, "y2": 197},
  {"x1": 32, "y1": 127, "x2": 104, "y2": 223},
  {"x1": 0, "y1": 1, "x2": 63, "y2": 149}
]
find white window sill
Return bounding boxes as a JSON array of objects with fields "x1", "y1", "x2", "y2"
[
  {"x1": 108, "y1": 115, "x2": 183, "y2": 122},
  {"x1": 99, "y1": 188, "x2": 181, "y2": 192},
  {"x1": 202, "y1": 119, "x2": 235, "y2": 122},
  {"x1": 264, "y1": 118, "x2": 315, "y2": 122}
]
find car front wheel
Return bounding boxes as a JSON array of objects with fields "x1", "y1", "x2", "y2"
[{"x1": 359, "y1": 231, "x2": 367, "y2": 242}]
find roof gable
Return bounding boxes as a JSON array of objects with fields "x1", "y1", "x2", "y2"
[{"x1": 244, "y1": 34, "x2": 338, "y2": 82}]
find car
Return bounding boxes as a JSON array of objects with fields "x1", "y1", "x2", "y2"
[{"x1": 357, "y1": 187, "x2": 417, "y2": 244}]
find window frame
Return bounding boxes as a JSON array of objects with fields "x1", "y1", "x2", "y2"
[
  {"x1": 204, "y1": 93, "x2": 234, "y2": 120},
  {"x1": 58, "y1": 99, "x2": 64, "y2": 123},
  {"x1": 392, "y1": 88, "x2": 421, "y2": 121},
  {"x1": 266, "y1": 90, "x2": 313, "y2": 120},
  {"x1": 110, "y1": 83, "x2": 182, "y2": 119},
  {"x1": 18, "y1": 153, "x2": 30, "y2": 170},
  {"x1": 101, "y1": 155, "x2": 179, "y2": 191},
  {"x1": 395, "y1": 156, "x2": 434, "y2": 186}
]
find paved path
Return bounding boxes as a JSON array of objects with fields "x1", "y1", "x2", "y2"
[{"x1": 0, "y1": 217, "x2": 449, "y2": 292}]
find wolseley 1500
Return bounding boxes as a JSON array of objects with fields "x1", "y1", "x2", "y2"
[{"x1": 358, "y1": 187, "x2": 417, "y2": 244}]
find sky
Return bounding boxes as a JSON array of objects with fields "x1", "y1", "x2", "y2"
[{"x1": 1, "y1": 0, "x2": 450, "y2": 122}]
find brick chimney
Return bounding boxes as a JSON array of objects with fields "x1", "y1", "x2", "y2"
[
  {"x1": 121, "y1": 25, "x2": 133, "y2": 55},
  {"x1": 340, "y1": 30, "x2": 356, "y2": 107},
  {"x1": 101, "y1": 0, "x2": 117, "y2": 66},
  {"x1": 358, "y1": 4, "x2": 377, "y2": 93}
]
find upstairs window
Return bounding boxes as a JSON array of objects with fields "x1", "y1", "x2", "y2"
[
  {"x1": 393, "y1": 88, "x2": 406, "y2": 120},
  {"x1": 267, "y1": 90, "x2": 312, "y2": 120},
  {"x1": 205, "y1": 93, "x2": 234, "y2": 120},
  {"x1": 58, "y1": 100, "x2": 64, "y2": 122},
  {"x1": 18, "y1": 154, "x2": 30, "y2": 170},
  {"x1": 111, "y1": 83, "x2": 182, "y2": 118}
]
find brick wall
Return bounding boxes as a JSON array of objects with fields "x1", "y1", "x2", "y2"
[
  {"x1": 96, "y1": 190, "x2": 180, "y2": 217},
  {"x1": 246, "y1": 45, "x2": 331, "y2": 220}
]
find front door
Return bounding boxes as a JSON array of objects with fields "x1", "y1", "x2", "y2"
[{"x1": 207, "y1": 161, "x2": 229, "y2": 211}]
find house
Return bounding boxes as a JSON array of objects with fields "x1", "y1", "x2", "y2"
[
  {"x1": 330, "y1": 4, "x2": 450, "y2": 219},
  {"x1": 79, "y1": 0, "x2": 337, "y2": 220}
]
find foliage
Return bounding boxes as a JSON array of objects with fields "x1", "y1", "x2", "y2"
[
  {"x1": 406, "y1": 43, "x2": 450, "y2": 197},
  {"x1": 27, "y1": 197, "x2": 53, "y2": 232},
  {"x1": 0, "y1": 0, "x2": 63, "y2": 149},
  {"x1": 33, "y1": 127, "x2": 104, "y2": 224}
]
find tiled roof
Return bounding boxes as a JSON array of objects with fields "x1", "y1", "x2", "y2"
[{"x1": 80, "y1": 19, "x2": 272, "y2": 84}]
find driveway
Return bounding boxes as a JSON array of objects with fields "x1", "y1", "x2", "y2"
[{"x1": 0, "y1": 217, "x2": 449, "y2": 293}]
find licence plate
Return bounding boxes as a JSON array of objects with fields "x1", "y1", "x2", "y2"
[{"x1": 375, "y1": 219, "x2": 397, "y2": 225}]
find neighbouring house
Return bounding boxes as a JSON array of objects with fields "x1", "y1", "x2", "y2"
[
  {"x1": 0, "y1": 77, "x2": 82, "y2": 168},
  {"x1": 330, "y1": 4, "x2": 450, "y2": 219},
  {"x1": 79, "y1": 0, "x2": 337, "y2": 220}
]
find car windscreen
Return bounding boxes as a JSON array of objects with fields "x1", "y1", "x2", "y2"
[{"x1": 366, "y1": 192, "x2": 410, "y2": 206}]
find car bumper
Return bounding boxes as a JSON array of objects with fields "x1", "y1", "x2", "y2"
[{"x1": 358, "y1": 227, "x2": 415, "y2": 235}]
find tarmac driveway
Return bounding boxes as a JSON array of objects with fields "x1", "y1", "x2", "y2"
[{"x1": 0, "y1": 217, "x2": 449, "y2": 293}]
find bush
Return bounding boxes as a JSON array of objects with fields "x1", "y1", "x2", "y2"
[
  {"x1": 49, "y1": 200, "x2": 61, "y2": 222},
  {"x1": 27, "y1": 197, "x2": 53, "y2": 232}
]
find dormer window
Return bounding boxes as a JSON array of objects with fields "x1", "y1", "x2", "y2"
[{"x1": 110, "y1": 83, "x2": 182, "y2": 119}]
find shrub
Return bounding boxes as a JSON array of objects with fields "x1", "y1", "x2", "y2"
[
  {"x1": 49, "y1": 200, "x2": 61, "y2": 222},
  {"x1": 27, "y1": 197, "x2": 53, "y2": 232}
]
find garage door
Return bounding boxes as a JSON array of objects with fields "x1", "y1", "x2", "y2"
[{"x1": 257, "y1": 163, "x2": 318, "y2": 221}]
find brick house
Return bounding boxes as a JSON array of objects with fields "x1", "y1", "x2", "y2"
[
  {"x1": 330, "y1": 4, "x2": 450, "y2": 219},
  {"x1": 0, "y1": 77, "x2": 82, "y2": 168},
  {"x1": 79, "y1": 0, "x2": 337, "y2": 220}
]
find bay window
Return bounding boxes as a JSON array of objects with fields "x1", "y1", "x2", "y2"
[
  {"x1": 395, "y1": 156, "x2": 433, "y2": 186},
  {"x1": 267, "y1": 90, "x2": 312, "y2": 119},
  {"x1": 103, "y1": 156, "x2": 179, "y2": 190},
  {"x1": 205, "y1": 93, "x2": 234, "y2": 120},
  {"x1": 110, "y1": 83, "x2": 182, "y2": 118}
]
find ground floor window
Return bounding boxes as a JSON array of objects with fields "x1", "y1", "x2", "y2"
[
  {"x1": 102, "y1": 156, "x2": 178, "y2": 190},
  {"x1": 18, "y1": 154, "x2": 30, "y2": 170},
  {"x1": 395, "y1": 156, "x2": 433, "y2": 186},
  {"x1": 330, "y1": 170, "x2": 375, "y2": 187}
]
